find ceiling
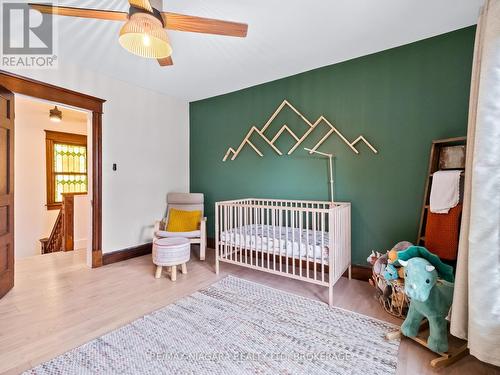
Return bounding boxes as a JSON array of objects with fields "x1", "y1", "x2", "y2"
[
  {"x1": 37, "y1": 0, "x2": 483, "y2": 101},
  {"x1": 16, "y1": 95, "x2": 89, "y2": 124}
]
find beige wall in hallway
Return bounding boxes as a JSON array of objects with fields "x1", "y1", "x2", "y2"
[{"x1": 14, "y1": 95, "x2": 89, "y2": 258}]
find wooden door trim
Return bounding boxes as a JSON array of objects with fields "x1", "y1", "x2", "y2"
[
  {"x1": 0, "y1": 87, "x2": 14, "y2": 298},
  {"x1": 0, "y1": 70, "x2": 104, "y2": 113},
  {"x1": 0, "y1": 70, "x2": 105, "y2": 268}
]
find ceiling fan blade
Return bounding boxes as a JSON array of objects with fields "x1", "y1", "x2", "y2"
[
  {"x1": 158, "y1": 56, "x2": 173, "y2": 66},
  {"x1": 29, "y1": 4, "x2": 128, "y2": 21},
  {"x1": 128, "y1": 0, "x2": 153, "y2": 13},
  {"x1": 162, "y1": 12, "x2": 248, "y2": 37}
]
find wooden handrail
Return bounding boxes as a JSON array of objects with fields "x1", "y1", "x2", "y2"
[
  {"x1": 40, "y1": 210, "x2": 63, "y2": 254},
  {"x1": 40, "y1": 192, "x2": 85, "y2": 254},
  {"x1": 62, "y1": 193, "x2": 84, "y2": 251}
]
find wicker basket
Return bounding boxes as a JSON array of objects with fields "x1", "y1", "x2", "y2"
[{"x1": 370, "y1": 272, "x2": 409, "y2": 319}]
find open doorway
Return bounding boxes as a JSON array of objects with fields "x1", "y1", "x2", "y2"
[
  {"x1": 0, "y1": 70, "x2": 104, "y2": 299},
  {"x1": 14, "y1": 95, "x2": 92, "y2": 262}
]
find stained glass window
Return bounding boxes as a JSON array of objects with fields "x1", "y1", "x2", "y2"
[
  {"x1": 45, "y1": 130, "x2": 87, "y2": 209},
  {"x1": 53, "y1": 144, "x2": 87, "y2": 202}
]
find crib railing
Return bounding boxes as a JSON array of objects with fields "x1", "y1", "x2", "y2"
[{"x1": 215, "y1": 198, "x2": 351, "y2": 305}]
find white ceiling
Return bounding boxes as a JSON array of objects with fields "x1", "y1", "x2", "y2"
[
  {"x1": 37, "y1": 0, "x2": 483, "y2": 101},
  {"x1": 16, "y1": 95, "x2": 89, "y2": 123}
]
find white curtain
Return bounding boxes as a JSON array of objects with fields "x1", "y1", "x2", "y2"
[{"x1": 450, "y1": 0, "x2": 500, "y2": 367}]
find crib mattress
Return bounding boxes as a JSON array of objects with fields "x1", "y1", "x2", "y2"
[{"x1": 220, "y1": 224, "x2": 329, "y2": 262}]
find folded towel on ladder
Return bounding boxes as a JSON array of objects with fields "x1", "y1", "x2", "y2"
[{"x1": 429, "y1": 170, "x2": 461, "y2": 213}]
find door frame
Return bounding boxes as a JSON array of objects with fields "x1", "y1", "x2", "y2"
[{"x1": 0, "y1": 70, "x2": 105, "y2": 267}]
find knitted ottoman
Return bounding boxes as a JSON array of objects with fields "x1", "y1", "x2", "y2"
[{"x1": 152, "y1": 237, "x2": 190, "y2": 281}]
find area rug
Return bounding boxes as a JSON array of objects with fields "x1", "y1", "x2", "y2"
[{"x1": 25, "y1": 276, "x2": 400, "y2": 375}]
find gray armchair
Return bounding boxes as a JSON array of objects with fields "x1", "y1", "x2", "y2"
[{"x1": 154, "y1": 192, "x2": 207, "y2": 260}]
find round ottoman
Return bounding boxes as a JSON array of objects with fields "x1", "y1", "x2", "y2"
[{"x1": 152, "y1": 237, "x2": 190, "y2": 281}]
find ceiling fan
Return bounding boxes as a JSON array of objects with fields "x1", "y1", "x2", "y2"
[{"x1": 29, "y1": 0, "x2": 248, "y2": 67}]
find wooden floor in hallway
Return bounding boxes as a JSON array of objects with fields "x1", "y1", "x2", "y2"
[{"x1": 0, "y1": 249, "x2": 498, "y2": 375}]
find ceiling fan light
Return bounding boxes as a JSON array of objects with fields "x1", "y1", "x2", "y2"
[
  {"x1": 49, "y1": 106, "x2": 62, "y2": 122},
  {"x1": 119, "y1": 13, "x2": 172, "y2": 59}
]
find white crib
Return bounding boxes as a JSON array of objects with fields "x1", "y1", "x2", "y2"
[{"x1": 215, "y1": 198, "x2": 351, "y2": 306}]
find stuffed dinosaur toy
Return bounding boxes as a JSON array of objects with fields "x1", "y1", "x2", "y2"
[
  {"x1": 385, "y1": 241, "x2": 413, "y2": 280},
  {"x1": 383, "y1": 263, "x2": 399, "y2": 280},
  {"x1": 397, "y1": 246, "x2": 454, "y2": 353}
]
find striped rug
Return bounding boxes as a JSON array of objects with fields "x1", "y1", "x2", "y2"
[{"x1": 25, "y1": 276, "x2": 400, "y2": 375}]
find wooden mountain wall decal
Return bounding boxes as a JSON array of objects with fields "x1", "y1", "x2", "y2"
[{"x1": 223, "y1": 100, "x2": 378, "y2": 161}]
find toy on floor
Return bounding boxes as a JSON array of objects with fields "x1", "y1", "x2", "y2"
[
  {"x1": 397, "y1": 246, "x2": 454, "y2": 353},
  {"x1": 388, "y1": 241, "x2": 414, "y2": 280},
  {"x1": 392, "y1": 240, "x2": 414, "y2": 252},
  {"x1": 383, "y1": 263, "x2": 399, "y2": 280},
  {"x1": 367, "y1": 241, "x2": 413, "y2": 318},
  {"x1": 398, "y1": 245, "x2": 454, "y2": 283},
  {"x1": 368, "y1": 251, "x2": 390, "y2": 297},
  {"x1": 388, "y1": 249, "x2": 399, "y2": 264},
  {"x1": 388, "y1": 240, "x2": 413, "y2": 264},
  {"x1": 372, "y1": 251, "x2": 388, "y2": 275},
  {"x1": 367, "y1": 250, "x2": 379, "y2": 265},
  {"x1": 383, "y1": 241, "x2": 413, "y2": 281}
]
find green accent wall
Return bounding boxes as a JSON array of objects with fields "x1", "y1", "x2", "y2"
[{"x1": 190, "y1": 26, "x2": 475, "y2": 265}]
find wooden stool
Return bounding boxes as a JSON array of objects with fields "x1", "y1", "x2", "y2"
[{"x1": 152, "y1": 237, "x2": 190, "y2": 281}]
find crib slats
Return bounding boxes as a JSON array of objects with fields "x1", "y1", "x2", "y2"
[
  {"x1": 215, "y1": 202, "x2": 219, "y2": 274},
  {"x1": 299, "y1": 208, "x2": 303, "y2": 278},
  {"x1": 230, "y1": 205, "x2": 233, "y2": 262},
  {"x1": 245, "y1": 206, "x2": 249, "y2": 265},
  {"x1": 312, "y1": 211, "x2": 317, "y2": 281},
  {"x1": 321, "y1": 210, "x2": 325, "y2": 283},
  {"x1": 306, "y1": 209, "x2": 310, "y2": 279},
  {"x1": 291, "y1": 204, "x2": 295, "y2": 276},
  {"x1": 253, "y1": 205, "x2": 257, "y2": 267},
  {"x1": 225, "y1": 205, "x2": 228, "y2": 260},
  {"x1": 260, "y1": 206, "x2": 264, "y2": 268},
  {"x1": 285, "y1": 204, "x2": 289, "y2": 274},
  {"x1": 279, "y1": 208, "x2": 282, "y2": 273},
  {"x1": 215, "y1": 199, "x2": 351, "y2": 306},
  {"x1": 268, "y1": 204, "x2": 271, "y2": 267},
  {"x1": 272, "y1": 206, "x2": 276, "y2": 271},
  {"x1": 236, "y1": 205, "x2": 239, "y2": 263}
]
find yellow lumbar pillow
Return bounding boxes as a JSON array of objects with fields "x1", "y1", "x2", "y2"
[{"x1": 166, "y1": 208, "x2": 202, "y2": 232}]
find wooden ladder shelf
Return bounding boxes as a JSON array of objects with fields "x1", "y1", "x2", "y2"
[{"x1": 416, "y1": 136, "x2": 467, "y2": 247}]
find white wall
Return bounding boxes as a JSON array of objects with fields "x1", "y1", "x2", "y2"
[
  {"x1": 9, "y1": 63, "x2": 190, "y2": 254},
  {"x1": 14, "y1": 96, "x2": 89, "y2": 258},
  {"x1": 73, "y1": 194, "x2": 89, "y2": 250}
]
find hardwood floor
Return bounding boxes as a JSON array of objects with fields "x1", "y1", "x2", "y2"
[{"x1": 1, "y1": 249, "x2": 498, "y2": 375}]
